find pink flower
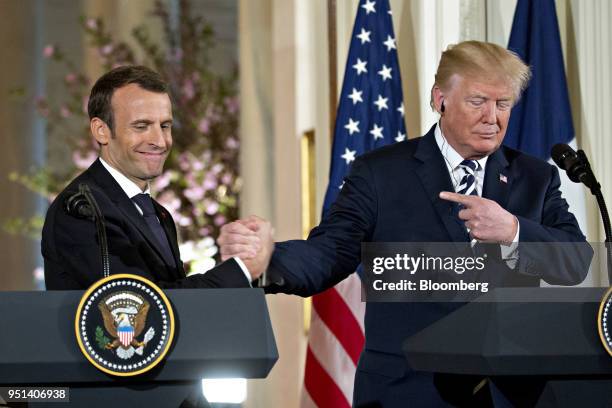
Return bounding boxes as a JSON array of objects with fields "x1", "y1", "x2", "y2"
[
  {"x1": 82, "y1": 96, "x2": 89, "y2": 114},
  {"x1": 153, "y1": 171, "x2": 172, "y2": 191},
  {"x1": 157, "y1": 191, "x2": 181, "y2": 214},
  {"x1": 182, "y1": 79, "x2": 195, "y2": 100},
  {"x1": 178, "y1": 153, "x2": 191, "y2": 171},
  {"x1": 197, "y1": 118, "x2": 210, "y2": 134},
  {"x1": 60, "y1": 106, "x2": 71, "y2": 118},
  {"x1": 205, "y1": 201, "x2": 219, "y2": 215},
  {"x1": 172, "y1": 48, "x2": 183, "y2": 62},
  {"x1": 100, "y1": 44, "x2": 114, "y2": 56},
  {"x1": 199, "y1": 227, "x2": 210, "y2": 236},
  {"x1": 203, "y1": 174, "x2": 218, "y2": 191},
  {"x1": 226, "y1": 137, "x2": 239, "y2": 149},
  {"x1": 221, "y1": 173, "x2": 233, "y2": 185},
  {"x1": 185, "y1": 173, "x2": 198, "y2": 188},
  {"x1": 191, "y1": 160, "x2": 204, "y2": 171},
  {"x1": 178, "y1": 215, "x2": 192, "y2": 227},
  {"x1": 212, "y1": 163, "x2": 223, "y2": 174},
  {"x1": 184, "y1": 186, "x2": 205, "y2": 201},
  {"x1": 214, "y1": 214, "x2": 227, "y2": 226},
  {"x1": 224, "y1": 96, "x2": 239, "y2": 114},
  {"x1": 72, "y1": 150, "x2": 97, "y2": 170},
  {"x1": 64, "y1": 73, "x2": 77, "y2": 84},
  {"x1": 43, "y1": 45, "x2": 55, "y2": 58},
  {"x1": 86, "y1": 18, "x2": 98, "y2": 30}
]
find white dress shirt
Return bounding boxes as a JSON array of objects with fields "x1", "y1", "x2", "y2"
[{"x1": 434, "y1": 124, "x2": 519, "y2": 266}]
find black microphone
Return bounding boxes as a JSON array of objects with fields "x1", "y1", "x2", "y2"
[
  {"x1": 64, "y1": 184, "x2": 110, "y2": 279},
  {"x1": 65, "y1": 190, "x2": 94, "y2": 219},
  {"x1": 551, "y1": 143, "x2": 600, "y2": 193}
]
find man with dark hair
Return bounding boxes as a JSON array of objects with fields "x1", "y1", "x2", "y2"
[{"x1": 42, "y1": 65, "x2": 263, "y2": 290}]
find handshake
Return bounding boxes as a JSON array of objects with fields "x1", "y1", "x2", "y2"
[{"x1": 218, "y1": 215, "x2": 275, "y2": 281}]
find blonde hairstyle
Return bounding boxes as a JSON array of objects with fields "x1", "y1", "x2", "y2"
[{"x1": 430, "y1": 41, "x2": 531, "y2": 109}]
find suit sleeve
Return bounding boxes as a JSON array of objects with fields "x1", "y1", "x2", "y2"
[
  {"x1": 265, "y1": 157, "x2": 378, "y2": 297},
  {"x1": 516, "y1": 165, "x2": 593, "y2": 285},
  {"x1": 157, "y1": 259, "x2": 250, "y2": 289}
]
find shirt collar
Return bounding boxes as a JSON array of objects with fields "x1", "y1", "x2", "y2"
[
  {"x1": 434, "y1": 123, "x2": 488, "y2": 171},
  {"x1": 99, "y1": 158, "x2": 150, "y2": 198}
]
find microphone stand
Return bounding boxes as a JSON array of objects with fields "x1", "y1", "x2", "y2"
[
  {"x1": 577, "y1": 151, "x2": 612, "y2": 285},
  {"x1": 78, "y1": 184, "x2": 111, "y2": 279}
]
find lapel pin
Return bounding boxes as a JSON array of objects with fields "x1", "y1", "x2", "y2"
[{"x1": 499, "y1": 174, "x2": 508, "y2": 184}]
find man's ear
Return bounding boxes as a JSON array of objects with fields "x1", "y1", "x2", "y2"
[
  {"x1": 432, "y1": 86, "x2": 445, "y2": 114},
  {"x1": 91, "y1": 118, "x2": 111, "y2": 145}
]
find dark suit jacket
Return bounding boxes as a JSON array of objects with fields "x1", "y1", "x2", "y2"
[
  {"x1": 42, "y1": 159, "x2": 249, "y2": 290},
  {"x1": 265, "y1": 126, "x2": 592, "y2": 407}
]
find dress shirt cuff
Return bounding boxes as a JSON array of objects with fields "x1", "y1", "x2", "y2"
[
  {"x1": 500, "y1": 218, "x2": 520, "y2": 267},
  {"x1": 233, "y1": 256, "x2": 253, "y2": 287}
]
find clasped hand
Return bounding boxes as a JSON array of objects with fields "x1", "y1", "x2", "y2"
[{"x1": 218, "y1": 215, "x2": 275, "y2": 280}]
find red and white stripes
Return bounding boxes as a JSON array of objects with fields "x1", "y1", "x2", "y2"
[{"x1": 301, "y1": 273, "x2": 365, "y2": 408}]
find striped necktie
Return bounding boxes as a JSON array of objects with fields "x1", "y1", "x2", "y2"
[{"x1": 456, "y1": 159, "x2": 481, "y2": 196}]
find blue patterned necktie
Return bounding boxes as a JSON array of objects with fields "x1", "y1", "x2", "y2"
[
  {"x1": 132, "y1": 193, "x2": 175, "y2": 267},
  {"x1": 456, "y1": 159, "x2": 481, "y2": 196}
]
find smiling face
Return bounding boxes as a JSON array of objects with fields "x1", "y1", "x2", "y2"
[
  {"x1": 434, "y1": 74, "x2": 514, "y2": 159},
  {"x1": 91, "y1": 83, "x2": 173, "y2": 190}
]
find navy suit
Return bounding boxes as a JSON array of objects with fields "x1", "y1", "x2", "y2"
[
  {"x1": 265, "y1": 126, "x2": 591, "y2": 407},
  {"x1": 43, "y1": 159, "x2": 249, "y2": 290}
]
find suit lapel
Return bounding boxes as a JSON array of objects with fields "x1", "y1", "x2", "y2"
[
  {"x1": 482, "y1": 147, "x2": 511, "y2": 209},
  {"x1": 414, "y1": 127, "x2": 471, "y2": 242},
  {"x1": 89, "y1": 160, "x2": 177, "y2": 274}
]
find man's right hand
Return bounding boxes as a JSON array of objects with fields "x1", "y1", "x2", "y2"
[{"x1": 218, "y1": 215, "x2": 274, "y2": 281}]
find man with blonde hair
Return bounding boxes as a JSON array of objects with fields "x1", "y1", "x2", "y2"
[{"x1": 219, "y1": 41, "x2": 590, "y2": 407}]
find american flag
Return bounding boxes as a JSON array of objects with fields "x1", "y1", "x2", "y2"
[{"x1": 301, "y1": 1, "x2": 406, "y2": 407}]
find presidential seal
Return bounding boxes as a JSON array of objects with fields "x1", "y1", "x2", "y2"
[
  {"x1": 598, "y1": 286, "x2": 612, "y2": 357},
  {"x1": 75, "y1": 274, "x2": 175, "y2": 376}
]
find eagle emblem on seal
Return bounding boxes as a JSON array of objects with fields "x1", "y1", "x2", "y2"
[{"x1": 97, "y1": 291, "x2": 156, "y2": 360}]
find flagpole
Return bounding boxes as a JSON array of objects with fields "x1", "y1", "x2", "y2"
[{"x1": 328, "y1": 0, "x2": 337, "y2": 145}]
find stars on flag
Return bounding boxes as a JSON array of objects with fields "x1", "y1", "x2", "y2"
[
  {"x1": 378, "y1": 64, "x2": 392, "y2": 81},
  {"x1": 361, "y1": 0, "x2": 376, "y2": 14},
  {"x1": 356, "y1": 28, "x2": 371, "y2": 44},
  {"x1": 353, "y1": 58, "x2": 368, "y2": 75},
  {"x1": 383, "y1": 35, "x2": 396, "y2": 51},
  {"x1": 327, "y1": 0, "x2": 407, "y2": 201},
  {"x1": 369, "y1": 124, "x2": 384, "y2": 140},
  {"x1": 348, "y1": 88, "x2": 363, "y2": 104},
  {"x1": 341, "y1": 148, "x2": 357, "y2": 164},
  {"x1": 373, "y1": 95, "x2": 388, "y2": 111},
  {"x1": 345, "y1": 118, "x2": 360, "y2": 135}
]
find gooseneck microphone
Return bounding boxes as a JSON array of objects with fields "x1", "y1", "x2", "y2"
[
  {"x1": 552, "y1": 143, "x2": 611, "y2": 283},
  {"x1": 65, "y1": 183, "x2": 110, "y2": 279},
  {"x1": 551, "y1": 144, "x2": 600, "y2": 193}
]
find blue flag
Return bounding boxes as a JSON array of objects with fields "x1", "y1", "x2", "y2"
[
  {"x1": 504, "y1": 0, "x2": 574, "y2": 160},
  {"x1": 322, "y1": 0, "x2": 406, "y2": 215}
]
